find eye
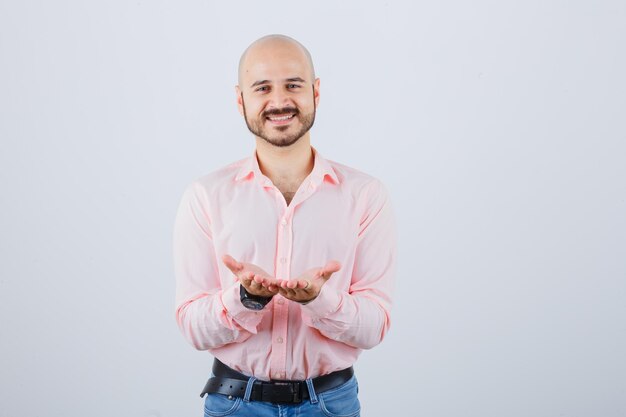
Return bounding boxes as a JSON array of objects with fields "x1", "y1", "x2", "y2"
[
  {"x1": 287, "y1": 84, "x2": 301, "y2": 89},
  {"x1": 255, "y1": 86, "x2": 269, "y2": 92}
]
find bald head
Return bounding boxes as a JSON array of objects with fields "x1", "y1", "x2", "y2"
[{"x1": 238, "y1": 34, "x2": 315, "y2": 87}]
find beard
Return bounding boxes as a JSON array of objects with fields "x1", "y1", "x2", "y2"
[{"x1": 241, "y1": 92, "x2": 316, "y2": 148}]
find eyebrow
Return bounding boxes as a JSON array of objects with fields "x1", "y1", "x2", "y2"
[
  {"x1": 250, "y1": 77, "x2": 307, "y2": 88},
  {"x1": 250, "y1": 80, "x2": 270, "y2": 88}
]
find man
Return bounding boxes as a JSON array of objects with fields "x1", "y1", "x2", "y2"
[{"x1": 173, "y1": 34, "x2": 397, "y2": 416}]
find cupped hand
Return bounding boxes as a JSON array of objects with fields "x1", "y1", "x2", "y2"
[
  {"x1": 222, "y1": 254, "x2": 279, "y2": 298},
  {"x1": 252, "y1": 260, "x2": 341, "y2": 304}
]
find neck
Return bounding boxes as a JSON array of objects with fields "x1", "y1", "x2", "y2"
[{"x1": 255, "y1": 134, "x2": 314, "y2": 185}]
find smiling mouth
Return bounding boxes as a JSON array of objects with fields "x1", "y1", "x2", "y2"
[{"x1": 266, "y1": 114, "x2": 296, "y2": 125}]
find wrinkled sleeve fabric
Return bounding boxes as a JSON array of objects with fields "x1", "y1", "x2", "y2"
[
  {"x1": 300, "y1": 179, "x2": 397, "y2": 350},
  {"x1": 173, "y1": 182, "x2": 265, "y2": 351}
]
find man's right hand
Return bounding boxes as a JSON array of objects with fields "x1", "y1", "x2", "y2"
[{"x1": 222, "y1": 254, "x2": 280, "y2": 298}]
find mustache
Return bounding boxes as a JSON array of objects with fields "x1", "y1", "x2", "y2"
[{"x1": 263, "y1": 107, "x2": 299, "y2": 117}]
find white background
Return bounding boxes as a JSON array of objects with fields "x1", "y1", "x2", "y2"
[{"x1": 1, "y1": 1, "x2": 625, "y2": 416}]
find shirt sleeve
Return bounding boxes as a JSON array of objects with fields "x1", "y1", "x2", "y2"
[
  {"x1": 300, "y1": 179, "x2": 397, "y2": 349},
  {"x1": 173, "y1": 181, "x2": 266, "y2": 351}
]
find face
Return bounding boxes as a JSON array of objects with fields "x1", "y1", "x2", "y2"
[{"x1": 237, "y1": 44, "x2": 320, "y2": 147}]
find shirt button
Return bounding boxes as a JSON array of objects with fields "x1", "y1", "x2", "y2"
[
  {"x1": 277, "y1": 299, "x2": 284, "y2": 305},
  {"x1": 280, "y1": 257, "x2": 287, "y2": 264},
  {"x1": 281, "y1": 219, "x2": 287, "y2": 226},
  {"x1": 275, "y1": 372, "x2": 283, "y2": 379},
  {"x1": 277, "y1": 337, "x2": 283, "y2": 343}
]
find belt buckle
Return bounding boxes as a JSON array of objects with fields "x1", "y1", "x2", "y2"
[{"x1": 263, "y1": 381, "x2": 302, "y2": 404}]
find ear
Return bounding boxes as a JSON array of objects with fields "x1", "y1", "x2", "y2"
[
  {"x1": 235, "y1": 85, "x2": 244, "y2": 116},
  {"x1": 313, "y1": 78, "x2": 321, "y2": 107}
]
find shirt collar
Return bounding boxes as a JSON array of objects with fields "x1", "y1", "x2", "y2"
[{"x1": 234, "y1": 146, "x2": 339, "y2": 186}]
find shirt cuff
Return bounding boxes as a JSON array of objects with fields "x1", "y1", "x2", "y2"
[
  {"x1": 220, "y1": 283, "x2": 266, "y2": 332},
  {"x1": 300, "y1": 285, "x2": 343, "y2": 319}
]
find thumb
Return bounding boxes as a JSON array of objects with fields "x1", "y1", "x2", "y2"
[
  {"x1": 222, "y1": 254, "x2": 243, "y2": 273},
  {"x1": 320, "y1": 260, "x2": 341, "y2": 278}
]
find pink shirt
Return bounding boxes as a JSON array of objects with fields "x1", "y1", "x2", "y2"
[{"x1": 173, "y1": 146, "x2": 397, "y2": 381}]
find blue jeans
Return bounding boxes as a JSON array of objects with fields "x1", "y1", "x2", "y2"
[{"x1": 202, "y1": 374, "x2": 361, "y2": 417}]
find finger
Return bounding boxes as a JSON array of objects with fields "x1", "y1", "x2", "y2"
[
  {"x1": 248, "y1": 279, "x2": 263, "y2": 292},
  {"x1": 255, "y1": 275, "x2": 277, "y2": 288},
  {"x1": 240, "y1": 271, "x2": 254, "y2": 286},
  {"x1": 321, "y1": 260, "x2": 341, "y2": 276},
  {"x1": 289, "y1": 279, "x2": 309, "y2": 290},
  {"x1": 222, "y1": 254, "x2": 243, "y2": 273},
  {"x1": 285, "y1": 281, "x2": 298, "y2": 290}
]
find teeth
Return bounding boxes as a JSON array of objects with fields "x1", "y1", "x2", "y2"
[{"x1": 268, "y1": 114, "x2": 294, "y2": 121}]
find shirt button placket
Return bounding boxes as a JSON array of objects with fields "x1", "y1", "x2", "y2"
[{"x1": 270, "y1": 210, "x2": 292, "y2": 380}]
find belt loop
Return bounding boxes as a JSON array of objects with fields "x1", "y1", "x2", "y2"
[
  {"x1": 243, "y1": 376, "x2": 257, "y2": 402},
  {"x1": 305, "y1": 378, "x2": 318, "y2": 404}
]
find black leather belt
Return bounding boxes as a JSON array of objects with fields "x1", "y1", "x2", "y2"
[{"x1": 200, "y1": 359, "x2": 354, "y2": 404}]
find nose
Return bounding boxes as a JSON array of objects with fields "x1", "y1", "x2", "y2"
[{"x1": 267, "y1": 87, "x2": 292, "y2": 109}]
